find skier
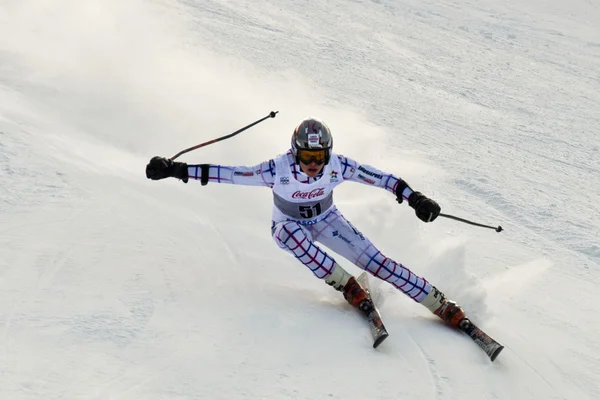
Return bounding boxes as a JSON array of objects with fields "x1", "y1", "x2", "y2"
[{"x1": 146, "y1": 117, "x2": 467, "y2": 328}]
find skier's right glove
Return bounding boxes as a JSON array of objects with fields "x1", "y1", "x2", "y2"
[
  {"x1": 145, "y1": 156, "x2": 189, "y2": 183},
  {"x1": 408, "y1": 191, "x2": 441, "y2": 222}
]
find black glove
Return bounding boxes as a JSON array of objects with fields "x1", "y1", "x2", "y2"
[
  {"x1": 408, "y1": 191, "x2": 441, "y2": 222},
  {"x1": 146, "y1": 156, "x2": 189, "y2": 183}
]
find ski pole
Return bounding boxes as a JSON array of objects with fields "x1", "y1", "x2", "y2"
[
  {"x1": 439, "y1": 213, "x2": 503, "y2": 232},
  {"x1": 170, "y1": 111, "x2": 279, "y2": 160}
]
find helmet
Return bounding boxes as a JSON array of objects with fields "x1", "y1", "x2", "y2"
[{"x1": 291, "y1": 118, "x2": 333, "y2": 165}]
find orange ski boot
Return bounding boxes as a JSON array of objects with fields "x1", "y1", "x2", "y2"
[
  {"x1": 325, "y1": 264, "x2": 370, "y2": 311},
  {"x1": 421, "y1": 286, "x2": 466, "y2": 327},
  {"x1": 342, "y1": 276, "x2": 370, "y2": 310}
]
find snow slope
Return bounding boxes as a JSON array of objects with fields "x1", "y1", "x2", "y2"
[{"x1": 1, "y1": 0, "x2": 599, "y2": 399}]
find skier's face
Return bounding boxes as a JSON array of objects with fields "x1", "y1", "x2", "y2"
[{"x1": 299, "y1": 160, "x2": 324, "y2": 178}]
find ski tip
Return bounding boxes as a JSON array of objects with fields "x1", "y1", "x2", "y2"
[
  {"x1": 490, "y1": 345, "x2": 504, "y2": 362},
  {"x1": 373, "y1": 333, "x2": 389, "y2": 349}
]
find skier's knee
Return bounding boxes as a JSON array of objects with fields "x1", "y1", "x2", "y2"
[{"x1": 272, "y1": 221, "x2": 306, "y2": 249}]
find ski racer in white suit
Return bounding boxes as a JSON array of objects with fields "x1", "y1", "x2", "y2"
[{"x1": 146, "y1": 118, "x2": 467, "y2": 328}]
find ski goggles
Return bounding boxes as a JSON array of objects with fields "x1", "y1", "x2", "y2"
[{"x1": 297, "y1": 148, "x2": 328, "y2": 165}]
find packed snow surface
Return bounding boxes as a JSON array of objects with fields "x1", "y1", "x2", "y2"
[{"x1": 1, "y1": 0, "x2": 599, "y2": 399}]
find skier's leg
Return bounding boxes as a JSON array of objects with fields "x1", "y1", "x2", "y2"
[
  {"x1": 311, "y1": 209, "x2": 466, "y2": 327},
  {"x1": 310, "y1": 209, "x2": 431, "y2": 300},
  {"x1": 271, "y1": 220, "x2": 369, "y2": 308}
]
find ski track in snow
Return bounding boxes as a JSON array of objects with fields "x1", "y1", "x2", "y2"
[
  {"x1": 409, "y1": 334, "x2": 449, "y2": 399},
  {"x1": 1, "y1": 0, "x2": 599, "y2": 399}
]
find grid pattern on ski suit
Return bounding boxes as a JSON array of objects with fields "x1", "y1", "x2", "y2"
[
  {"x1": 272, "y1": 208, "x2": 431, "y2": 302},
  {"x1": 187, "y1": 150, "x2": 425, "y2": 301},
  {"x1": 188, "y1": 152, "x2": 413, "y2": 202},
  {"x1": 272, "y1": 221, "x2": 336, "y2": 279}
]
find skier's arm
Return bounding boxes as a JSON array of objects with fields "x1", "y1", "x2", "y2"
[
  {"x1": 337, "y1": 154, "x2": 441, "y2": 222},
  {"x1": 337, "y1": 155, "x2": 414, "y2": 201},
  {"x1": 187, "y1": 159, "x2": 276, "y2": 188}
]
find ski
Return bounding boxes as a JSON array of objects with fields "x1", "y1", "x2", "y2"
[
  {"x1": 352, "y1": 273, "x2": 502, "y2": 359},
  {"x1": 458, "y1": 318, "x2": 504, "y2": 361},
  {"x1": 356, "y1": 272, "x2": 389, "y2": 348}
]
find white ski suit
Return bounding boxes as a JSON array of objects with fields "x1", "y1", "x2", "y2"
[{"x1": 187, "y1": 150, "x2": 432, "y2": 303}]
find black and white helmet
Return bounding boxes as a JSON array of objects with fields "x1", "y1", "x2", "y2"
[{"x1": 291, "y1": 118, "x2": 333, "y2": 165}]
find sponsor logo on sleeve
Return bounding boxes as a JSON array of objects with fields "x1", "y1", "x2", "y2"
[
  {"x1": 357, "y1": 174, "x2": 376, "y2": 185},
  {"x1": 234, "y1": 171, "x2": 255, "y2": 177},
  {"x1": 358, "y1": 166, "x2": 383, "y2": 179}
]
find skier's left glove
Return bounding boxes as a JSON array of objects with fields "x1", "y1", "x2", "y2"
[
  {"x1": 146, "y1": 156, "x2": 189, "y2": 183},
  {"x1": 408, "y1": 191, "x2": 440, "y2": 222}
]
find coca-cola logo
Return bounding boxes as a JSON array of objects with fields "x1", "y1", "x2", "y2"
[{"x1": 292, "y1": 188, "x2": 325, "y2": 199}]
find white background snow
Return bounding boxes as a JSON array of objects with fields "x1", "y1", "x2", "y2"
[{"x1": 1, "y1": 0, "x2": 599, "y2": 399}]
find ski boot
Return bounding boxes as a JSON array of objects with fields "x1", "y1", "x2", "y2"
[
  {"x1": 342, "y1": 277, "x2": 371, "y2": 311},
  {"x1": 325, "y1": 264, "x2": 371, "y2": 312},
  {"x1": 421, "y1": 286, "x2": 467, "y2": 328}
]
